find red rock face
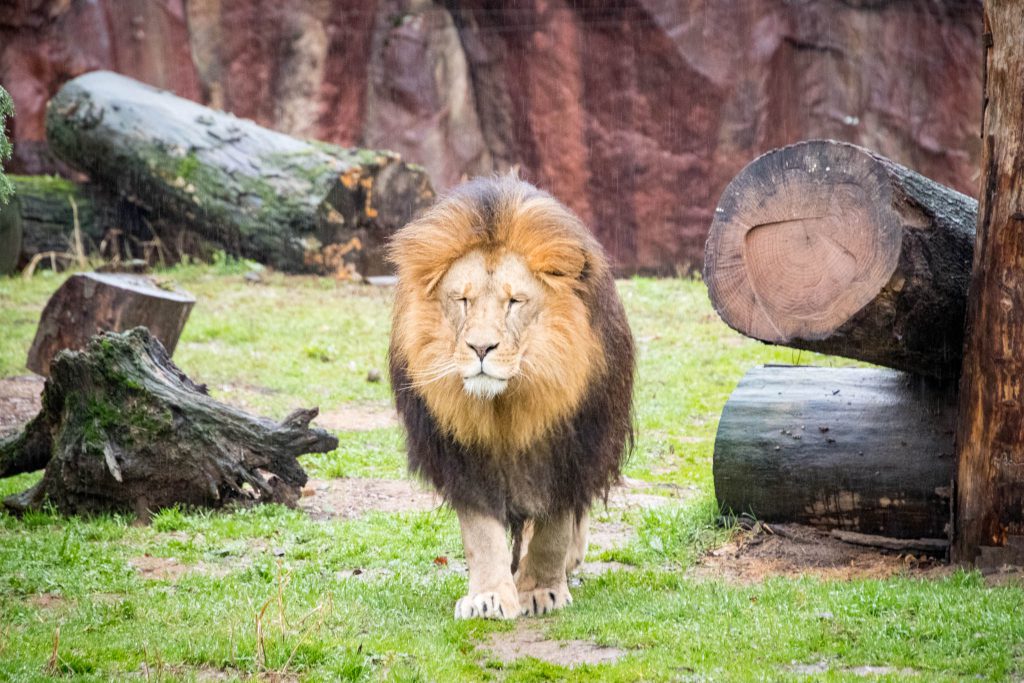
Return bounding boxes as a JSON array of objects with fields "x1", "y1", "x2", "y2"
[{"x1": 0, "y1": 0, "x2": 982, "y2": 273}]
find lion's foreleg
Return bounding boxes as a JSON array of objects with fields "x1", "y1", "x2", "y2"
[
  {"x1": 515, "y1": 510, "x2": 574, "y2": 616},
  {"x1": 455, "y1": 508, "x2": 519, "y2": 620}
]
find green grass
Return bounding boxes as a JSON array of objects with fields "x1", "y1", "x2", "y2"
[{"x1": 1, "y1": 263, "x2": 1021, "y2": 682}]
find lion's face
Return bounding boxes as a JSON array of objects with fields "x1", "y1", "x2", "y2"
[
  {"x1": 389, "y1": 174, "x2": 611, "y2": 452},
  {"x1": 439, "y1": 250, "x2": 544, "y2": 399}
]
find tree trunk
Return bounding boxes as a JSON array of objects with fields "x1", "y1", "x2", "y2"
[
  {"x1": 46, "y1": 71, "x2": 435, "y2": 274},
  {"x1": 704, "y1": 140, "x2": 977, "y2": 379},
  {"x1": 953, "y1": 2, "x2": 1024, "y2": 564},
  {"x1": 714, "y1": 365, "x2": 955, "y2": 540},
  {"x1": 1, "y1": 328, "x2": 338, "y2": 516},
  {"x1": 27, "y1": 272, "x2": 195, "y2": 377}
]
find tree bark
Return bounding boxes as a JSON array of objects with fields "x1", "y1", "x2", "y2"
[
  {"x1": 0, "y1": 191, "x2": 20, "y2": 275},
  {"x1": 2, "y1": 328, "x2": 338, "y2": 516},
  {"x1": 27, "y1": 272, "x2": 195, "y2": 377},
  {"x1": 704, "y1": 140, "x2": 977, "y2": 379},
  {"x1": 714, "y1": 365, "x2": 955, "y2": 540},
  {"x1": 953, "y1": 2, "x2": 1024, "y2": 563},
  {"x1": 1, "y1": 175, "x2": 127, "y2": 262},
  {"x1": 46, "y1": 71, "x2": 435, "y2": 274}
]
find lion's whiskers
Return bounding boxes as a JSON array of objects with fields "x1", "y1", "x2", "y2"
[{"x1": 405, "y1": 362, "x2": 459, "y2": 389}]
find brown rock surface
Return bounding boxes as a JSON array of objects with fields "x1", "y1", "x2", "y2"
[{"x1": 1, "y1": 0, "x2": 982, "y2": 273}]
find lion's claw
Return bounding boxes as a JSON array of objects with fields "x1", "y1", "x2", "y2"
[
  {"x1": 454, "y1": 591, "x2": 518, "y2": 620},
  {"x1": 518, "y1": 586, "x2": 572, "y2": 616}
]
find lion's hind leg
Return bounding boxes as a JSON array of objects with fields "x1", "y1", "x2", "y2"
[
  {"x1": 455, "y1": 508, "x2": 519, "y2": 620},
  {"x1": 565, "y1": 509, "x2": 589, "y2": 573},
  {"x1": 515, "y1": 510, "x2": 574, "y2": 616}
]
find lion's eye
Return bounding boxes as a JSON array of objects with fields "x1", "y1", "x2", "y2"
[
  {"x1": 507, "y1": 298, "x2": 524, "y2": 313},
  {"x1": 456, "y1": 297, "x2": 468, "y2": 314}
]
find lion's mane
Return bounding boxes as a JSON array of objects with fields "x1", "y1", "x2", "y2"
[{"x1": 388, "y1": 175, "x2": 635, "y2": 525}]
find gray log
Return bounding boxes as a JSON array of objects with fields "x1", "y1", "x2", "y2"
[
  {"x1": 714, "y1": 365, "x2": 955, "y2": 540},
  {"x1": 45, "y1": 71, "x2": 434, "y2": 274}
]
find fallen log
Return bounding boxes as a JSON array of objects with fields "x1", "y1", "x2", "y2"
[
  {"x1": 2, "y1": 175, "x2": 115, "y2": 261},
  {"x1": 27, "y1": 272, "x2": 195, "y2": 377},
  {"x1": 1, "y1": 328, "x2": 338, "y2": 516},
  {"x1": 713, "y1": 365, "x2": 955, "y2": 540},
  {"x1": 46, "y1": 71, "x2": 434, "y2": 275},
  {"x1": 704, "y1": 140, "x2": 977, "y2": 379},
  {"x1": 0, "y1": 193, "x2": 19, "y2": 275}
]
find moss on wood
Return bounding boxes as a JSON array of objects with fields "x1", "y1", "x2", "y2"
[{"x1": 0, "y1": 85, "x2": 13, "y2": 207}]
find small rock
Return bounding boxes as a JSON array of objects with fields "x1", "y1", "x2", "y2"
[{"x1": 366, "y1": 369, "x2": 382, "y2": 383}]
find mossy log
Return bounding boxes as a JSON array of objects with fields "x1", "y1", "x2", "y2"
[
  {"x1": 27, "y1": 272, "x2": 195, "y2": 377},
  {"x1": 0, "y1": 328, "x2": 338, "y2": 516},
  {"x1": 45, "y1": 71, "x2": 435, "y2": 274},
  {"x1": 0, "y1": 175, "x2": 127, "y2": 270},
  {"x1": 704, "y1": 140, "x2": 977, "y2": 379},
  {"x1": 714, "y1": 365, "x2": 955, "y2": 540}
]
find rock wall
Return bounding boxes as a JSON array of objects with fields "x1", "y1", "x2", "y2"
[{"x1": 0, "y1": 0, "x2": 982, "y2": 274}]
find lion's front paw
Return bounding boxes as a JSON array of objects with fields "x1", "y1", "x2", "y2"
[
  {"x1": 518, "y1": 586, "x2": 572, "y2": 616},
  {"x1": 454, "y1": 591, "x2": 519, "y2": 620}
]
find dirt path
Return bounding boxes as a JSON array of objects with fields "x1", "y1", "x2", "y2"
[
  {"x1": 483, "y1": 621, "x2": 626, "y2": 668},
  {"x1": 691, "y1": 523, "x2": 953, "y2": 583},
  {"x1": 298, "y1": 477, "x2": 440, "y2": 520}
]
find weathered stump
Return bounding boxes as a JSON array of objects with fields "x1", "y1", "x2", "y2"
[
  {"x1": 713, "y1": 365, "x2": 955, "y2": 540},
  {"x1": 704, "y1": 140, "x2": 977, "y2": 379},
  {"x1": 1, "y1": 328, "x2": 338, "y2": 516},
  {"x1": 27, "y1": 272, "x2": 195, "y2": 377},
  {"x1": 46, "y1": 71, "x2": 435, "y2": 275}
]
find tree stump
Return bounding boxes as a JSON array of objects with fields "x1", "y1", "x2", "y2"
[
  {"x1": 714, "y1": 365, "x2": 956, "y2": 540},
  {"x1": 703, "y1": 140, "x2": 978, "y2": 379},
  {"x1": 27, "y1": 272, "x2": 195, "y2": 377},
  {"x1": 46, "y1": 71, "x2": 435, "y2": 275},
  {"x1": 1, "y1": 328, "x2": 338, "y2": 516}
]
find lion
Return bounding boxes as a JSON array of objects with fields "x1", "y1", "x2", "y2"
[{"x1": 388, "y1": 174, "x2": 635, "y2": 619}]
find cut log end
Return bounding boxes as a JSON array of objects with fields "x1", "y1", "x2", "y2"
[
  {"x1": 27, "y1": 272, "x2": 195, "y2": 377},
  {"x1": 706, "y1": 140, "x2": 903, "y2": 343}
]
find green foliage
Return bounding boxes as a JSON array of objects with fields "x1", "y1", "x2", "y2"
[{"x1": 0, "y1": 85, "x2": 13, "y2": 206}]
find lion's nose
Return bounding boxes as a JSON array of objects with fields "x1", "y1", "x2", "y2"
[{"x1": 467, "y1": 341, "x2": 499, "y2": 360}]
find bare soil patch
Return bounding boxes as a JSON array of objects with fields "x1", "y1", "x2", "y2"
[
  {"x1": 298, "y1": 477, "x2": 440, "y2": 521},
  {"x1": 26, "y1": 592, "x2": 67, "y2": 610},
  {"x1": 129, "y1": 554, "x2": 197, "y2": 581},
  {"x1": 691, "y1": 523, "x2": 950, "y2": 583},
  {"x1": 483, "y1": 621, "x2": 625, "y2": 668},
  {"x1": 129, "y1": 554, "x2": 238, "y2": 581},
  {"x1": 314, "y1": 403, "x2": 398, "y2": 432},
  {"x1": 787, "y1": 661, "x2": 919, "y2": 677},
  {"x1": 0, "y1": 374, "x2": 44, "y2": 435}
]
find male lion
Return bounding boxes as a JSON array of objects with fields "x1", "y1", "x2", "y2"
[{"x1": 388, "y1": 174, "x2": 634, "y2": 619}]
